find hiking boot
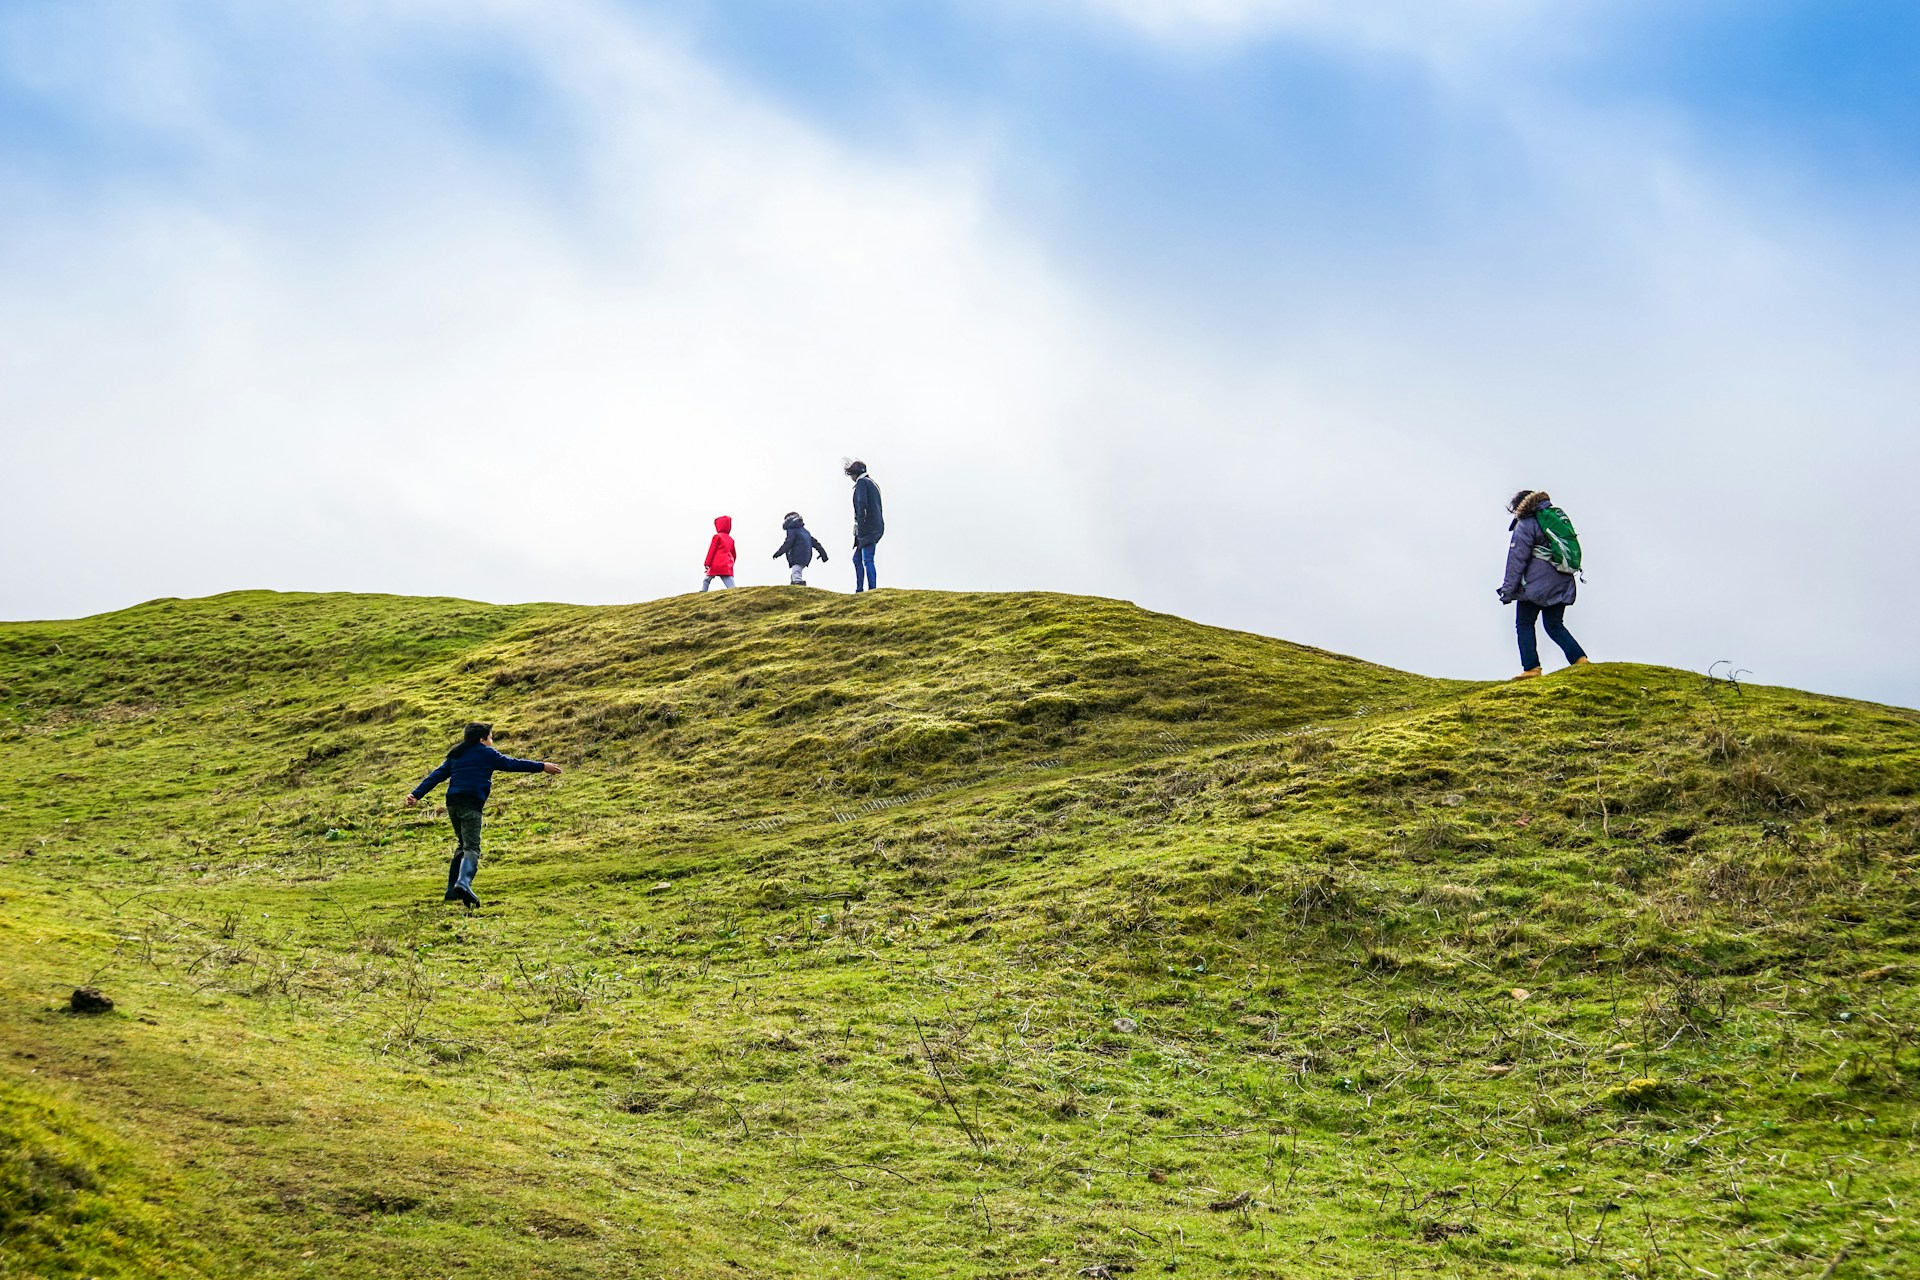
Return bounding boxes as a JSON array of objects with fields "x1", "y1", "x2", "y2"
[
  {"x1": 1511, "y1": 668, "x2": 1543, "y2": 681},
  {"x1": 1572, "y1": 656, "x2": 1591, "y2": 666}
]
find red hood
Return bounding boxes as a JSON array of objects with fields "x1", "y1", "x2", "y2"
[{"x1": 714, "y1": 515, "x2": 732, "y2": 534}]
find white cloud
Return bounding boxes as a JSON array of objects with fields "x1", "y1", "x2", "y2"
[
  {"x1": 1044, "y1": 0, "x2": 1555, "y2": 66},
  {"x1": 1, "y1": 0, "x2": 1118, "y2": 609}
]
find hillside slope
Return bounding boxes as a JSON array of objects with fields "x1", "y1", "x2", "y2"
[{"x1": 1, "y1": 589, "x2": 1917, "y2": 1279}]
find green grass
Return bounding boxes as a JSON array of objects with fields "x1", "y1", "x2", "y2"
[{"x1": 2, "y1": 587, "x2": 1917, "y2": 1278}]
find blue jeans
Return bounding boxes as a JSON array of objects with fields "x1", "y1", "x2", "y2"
[
  {"x1": 853, "y1": 544, "x2": 877, "y2": 592},
  {"x1": 1515, "y1": 602, "x2": 1585, "y2": 671},
  {"x1": 445, "y1": 798, "x2": 483, "y2": 897}
]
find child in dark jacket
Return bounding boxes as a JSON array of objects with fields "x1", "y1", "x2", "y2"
[
  {"x1": 702, "y1": 515, "x2": 736, "y2": 591},
  {"x1": 772, "y1": 512, "x2": 828, "y2": 586},
  {"x1": 404, "y1": 722, "x2": 561, "y2": 908}
]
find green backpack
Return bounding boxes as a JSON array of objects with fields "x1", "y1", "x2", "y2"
[{"x1": 1532, "y1": 505, "x2": 1582, "y2": 576}]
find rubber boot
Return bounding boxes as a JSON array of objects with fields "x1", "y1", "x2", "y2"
[
  {"x1": 452, "y1": 852, "x2": 482, "y2": 908},
  {"x1": 444, "y1": 853, "x2": 464, "y2": 901}
]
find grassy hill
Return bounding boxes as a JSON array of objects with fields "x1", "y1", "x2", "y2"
[{"x1": 2, "y1": 588, "x2": 1917, "y2": 1279}]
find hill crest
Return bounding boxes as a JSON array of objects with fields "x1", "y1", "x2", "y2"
[{"x1": 2, "y1": 589, "x2": 1917, "y2": 1279}]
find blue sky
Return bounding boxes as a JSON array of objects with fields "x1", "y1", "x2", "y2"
[
  {"x1": 656, "y1": 1, "x2": 1920, "y2": 267},
  {"x1": 3, "y1": 0, "x2": 1917, "y2": 704}
]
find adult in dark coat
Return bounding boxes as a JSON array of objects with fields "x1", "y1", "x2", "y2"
[
  {"x1": 846, "y1": 459, "x2": 884, "y2": 592},
  {"x1": 1498, "y1": 489, "x2": 1589, "y2": 679}
]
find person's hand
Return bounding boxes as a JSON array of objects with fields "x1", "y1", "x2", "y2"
[
  {"x1": 403, "y1": 793, "x2": 418, "y2": 807},
  {"x1": 544, "y1": 762, "x2": 563, "y2": 775}
]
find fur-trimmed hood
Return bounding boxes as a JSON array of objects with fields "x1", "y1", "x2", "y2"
[{"x1": 1509, "y1": 490, "x2": 1551, "y2": 520}]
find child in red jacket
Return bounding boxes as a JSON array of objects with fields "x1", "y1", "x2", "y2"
[{"x1": 702, "y1": 515, "x2": 737, "y2": 590}]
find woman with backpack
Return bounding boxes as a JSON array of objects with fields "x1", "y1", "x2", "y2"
[
  {"x1": 1497, "y1": 489, "x2": 1590, "y2": 680},
  {"x1": 403, "y1": 722, "x2": 561, "y2": 907}
]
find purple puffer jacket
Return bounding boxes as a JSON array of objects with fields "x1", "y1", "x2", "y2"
[{"x1": 1499, "y1": 514, "x2": 1577, "y2": 607}]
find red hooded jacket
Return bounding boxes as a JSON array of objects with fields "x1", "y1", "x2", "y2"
[{"x1": 704, "y1": 516, "x2": 737, "y2": 576}]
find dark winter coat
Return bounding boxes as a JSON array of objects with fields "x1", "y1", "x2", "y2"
[
  {"x1": 773, "y1": 515, "x2": 828, "y2": 568},
  {"x1": 851, "y1": 475, "x2": 884, "y2": 548},
  {"x1": 410, "y1": 744, "x2": 547, "y2": 806},
  {"x1": 1500, "y1": 513, "x2": 1578, "y2": 608},
  {"x1": 704, "y1": 516, "x2": 736, "y2": 576}
]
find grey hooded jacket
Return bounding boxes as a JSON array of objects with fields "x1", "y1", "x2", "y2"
[{"x1": 1500, "y1": 513, "x2": 1578, "y2": 607}]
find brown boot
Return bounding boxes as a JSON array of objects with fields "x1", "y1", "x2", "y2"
[
  {"x1": 1511, "y1": 668, "x2": 1543, "y2": 681},
  {"x1": 1572, "y1": 656, "x2": 1591, "y2": 666}
]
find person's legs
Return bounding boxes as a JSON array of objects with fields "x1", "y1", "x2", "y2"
[
  {"x1": 1514, "y1": 602, "x2": 1543, "y2": 672},
  {"x1": 1540, "y1": 605, "x2": 1587, "y2": 664},
  {"x1": 719, "y1": 575, "x2": 735, "y2": 588},
  {"x1": 854, "y1": 544, "x2": 876, "y2": 591},
  {"x1": 790, "y1": 565, "x2": 805, "y2": 586},
  {"x1": 443, "y1": 807, "x2": 466, "y2": 899},
  {"x1": 447, "y1": 800, "x2": 484, "y2": 905},
  {"x1": 701, "y1": 576, "x2": 714, "y2": 592}
]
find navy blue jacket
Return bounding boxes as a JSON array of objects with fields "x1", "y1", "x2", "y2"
[
  {"x1": 852, "y1": 475, "x2": 884, "y2": 547},
  {"x1": 1500, "y1": 514, "x2": 1578, "y2": 608},
  {"x1": 411, "y1": 744, "x2": 546, "y2": 805},
  {"x1": 773, "y1": 516, "x2": 828, "y2": 567}
]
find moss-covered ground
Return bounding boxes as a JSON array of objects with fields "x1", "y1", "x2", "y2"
[{"x1": 2, "y1": 588, "x2": 1917, "y2": 1278}]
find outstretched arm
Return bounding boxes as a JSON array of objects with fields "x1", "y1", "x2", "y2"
[
  {"x1": 480, "y1": 745, "x2": 554, "y2": 775},
  {"x1": 405, "y1": 760, "x2": 452, "y2": 806},
  {"x1": 812, "y1": 534, "x2": 829, "y2": 562}
]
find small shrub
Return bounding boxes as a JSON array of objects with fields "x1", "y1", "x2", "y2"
[{"x1": 1601, "y1": 1077, "x2": 1666, "y2": 1108}]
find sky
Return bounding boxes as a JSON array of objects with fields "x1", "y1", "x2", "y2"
[{"x1": 3, "y1": 0, "x2": 1917, "y2": 705}]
